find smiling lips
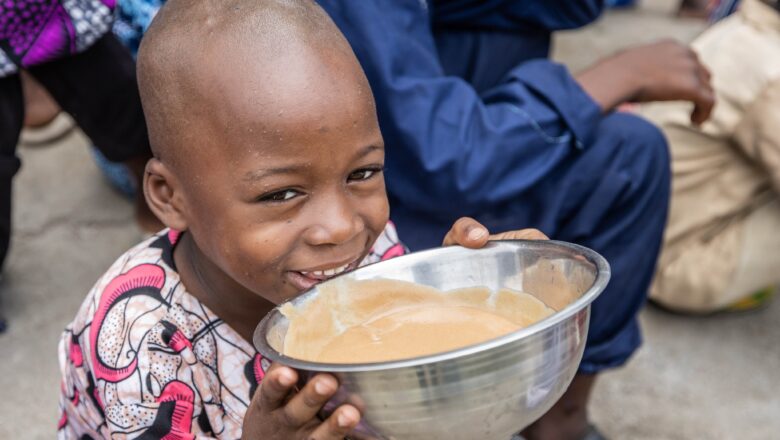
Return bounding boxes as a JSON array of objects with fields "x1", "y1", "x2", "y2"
[
  {"x1": 288, "y1": 259, "x2": 361, "y2": 290},
  {"x1": 299, "y1": 262, "x2": 353, "y2": 280}
]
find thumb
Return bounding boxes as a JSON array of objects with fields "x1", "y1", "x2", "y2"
[
  {"x1": 489, "y1": 228, "x2": 548, "y2": 241},
  {"x1": 442, "y1": 217, "x2": 490, "y2": 249}
]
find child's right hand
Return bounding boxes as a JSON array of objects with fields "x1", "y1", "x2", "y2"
[{"x1": 241, "y1": 363, "x2": 360, "y2": 440}]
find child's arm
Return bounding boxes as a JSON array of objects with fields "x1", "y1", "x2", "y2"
[
  {"x1": 733, "y1": 78, "x2": 780, "y2": 193},
  {"x1": 442, "y1": 217, "x2": 548, "y2": 248},
  {"x1": 241, "y1": 364, "x2": 359, "y2": 440}
]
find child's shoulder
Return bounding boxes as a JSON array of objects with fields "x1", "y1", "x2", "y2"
[
  {"x1": 59, "y1": 230, "x2": 240, "y2": 437},
  {"x1": 63, "y1": 230, "x2": 207, "y2": 378},
  {"x1": 68, "y1": 230, "x2": 181, "y2": 330}
]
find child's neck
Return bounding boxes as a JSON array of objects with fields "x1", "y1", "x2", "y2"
[{"x1": 173, "y1": 232, "x2": 276, "y2": 343}]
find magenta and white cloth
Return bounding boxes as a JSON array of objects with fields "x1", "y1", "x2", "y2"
[
  {"x1": 57, "y1": 225, "x2": 406, "y2": 438},
  {"x1": 0, "y1": 0, "x2": 116, "y2": 77}
]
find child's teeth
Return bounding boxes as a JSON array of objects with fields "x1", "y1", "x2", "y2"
[
  {"x1": 334, "y1": 264, "x2": 349, "y2": 274},
  {"x1": 302, "y1": 263, "x2": 352, "y2": 279}
]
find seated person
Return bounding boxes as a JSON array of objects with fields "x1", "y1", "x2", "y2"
[
  {"x1": 317, "y1": 1, "x2": 713, "y2": 438},
  {"x1": 0, "y1": 0, "x2": 159, "y2": 333},
  {"x1": 56, "y1": 0, "x2": 544, "y2": 438},
  {"x1": 642, "y1": 0, "x2": 780, "y2": 313}
]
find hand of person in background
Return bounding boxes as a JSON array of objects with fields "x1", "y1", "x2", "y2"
[{"x1": 576, "y1": 39, "x2": 715, "y2": 124}]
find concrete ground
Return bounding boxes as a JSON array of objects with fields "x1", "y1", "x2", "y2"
[{"x1": 1, "y1": 1, "x2": 778, "y2": 439}]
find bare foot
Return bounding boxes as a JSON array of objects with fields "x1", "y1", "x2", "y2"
[
  {"x1": 19, "y1": 72, "x2": 77, "y2": 146},
  {"x1": 20, "y1": 72, "x2": 60, "y2": 128}
]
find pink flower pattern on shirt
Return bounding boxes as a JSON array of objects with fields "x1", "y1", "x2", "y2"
[{"x1": 57, "y1": 223, "x2": 405, "y2": 439}]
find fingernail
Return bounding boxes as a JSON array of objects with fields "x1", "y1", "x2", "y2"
[
  {"x1": 278, "y1": 370, "x2": 295, "y2": 387},
  {"x1": 314, "y1": 379, "x2": 332, "y2": 396},
  {"x1": 468, "y1": 227, "x2": 487, "y2": 241},
  {"x1": 337, "y1": 411, "x2": 352, "y2": 428}
]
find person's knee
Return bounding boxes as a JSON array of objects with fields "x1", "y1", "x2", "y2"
[
  {"x1": 633, "y1": 114, "x2": 670, "y2": 187},
  {"x1": 606, "y1": 112, "x2": 669, "y2": 179},
  {"x1": 601, "y1": 112, "x2": 671, "y2": 213}
]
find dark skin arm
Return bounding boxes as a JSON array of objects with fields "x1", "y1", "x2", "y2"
[{"x1": 576, "y1": 39, "x2": 715, "y2": 125}]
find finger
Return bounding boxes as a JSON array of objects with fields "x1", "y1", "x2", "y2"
[
  {"x1": 682, "y1": 50, "x2": 714, "y2": 125},
  {"x1": 685, "y1": 45, "x2": 700, "y2": 62},
  {"x1": 281, "y1": 374, "x2": 339, "y2": 428},
  {"x1": 690, "y1": 86, "x2": 715, "y2": 125},
  {"x1": 306, "y1": 404, "x2": 361, "y2": 440},
  {"x1": 698, "y1": 63, "x2": 712, "y2": 84},
  {"x1": 695, "y1": 60, "x2": 713, "y2": 94},
  {"x1": 489, "y1": 228, "x2": 549, "y2": 241},
  {"x1": 442, "y1": 217, "x2": 489, "y2": 249},
  {"x1": 256, "y1": 364, "x2": 298, "y2": 413}
]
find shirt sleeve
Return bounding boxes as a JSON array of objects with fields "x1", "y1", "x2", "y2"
[
  {"x1": 733, "y1": 78, "x2": 780, "y2": 193},
  {"x1": 431, "y1": 0, "x2": 604, "y2": 33},
  {"x1": 318, "y1": 0, "x2": 602, "y2": 215},
  {"x1": 57, "y1": 263, "x2": 221, "y2": 440}
]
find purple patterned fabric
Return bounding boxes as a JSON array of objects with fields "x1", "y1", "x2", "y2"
[{"x1": 0, "y1": 0, "x2": 115, "y2": 77}]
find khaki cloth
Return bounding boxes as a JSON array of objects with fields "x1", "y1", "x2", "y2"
[{"x1": 641, "y1": 0, "x2": 780, "y2": 312}]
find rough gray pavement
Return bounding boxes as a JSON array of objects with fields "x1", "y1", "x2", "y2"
[{"x1": 1, "y1": 1, "x2": 778, "y2": 438}]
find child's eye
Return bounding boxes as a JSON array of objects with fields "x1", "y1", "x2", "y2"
[
  {"x1": 258, "y1": 189, "x2": 300, "y2": 203},
  {"x1": 348, "y1": 167, "x2": 383, "y2": 182}
]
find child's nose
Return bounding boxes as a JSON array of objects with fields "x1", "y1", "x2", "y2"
[{"x1": 303, "y1": 195, "x2": 364, "y2": 246}]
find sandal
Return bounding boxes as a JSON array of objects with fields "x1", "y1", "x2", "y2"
[{"x1": 725, "y1": 286, "x2": 776, "y2": 313}]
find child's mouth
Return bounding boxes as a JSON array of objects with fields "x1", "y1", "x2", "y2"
[{"x1": 288, "y1": 259, "x2": 361, "y2": 291}]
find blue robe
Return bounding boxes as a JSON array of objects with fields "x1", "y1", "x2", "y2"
[{"x1": 317, "y1": 0, "x2": 669, "y2": 373}]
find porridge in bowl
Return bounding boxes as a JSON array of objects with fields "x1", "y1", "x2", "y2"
[{"x1": 280, "y1": 278, "x2": 554, "y2": 363}]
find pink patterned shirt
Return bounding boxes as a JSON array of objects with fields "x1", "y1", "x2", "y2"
[{"x1": 57, "y1": 225, "x2": 406, "y2": 439}]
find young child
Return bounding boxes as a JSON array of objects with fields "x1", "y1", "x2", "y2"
[
  {"x1": 641, "y1": 0, "x2": 780, "y2": 313},
  {"x1": 56, "y1": 0, "x2": 544, "y2": 438}
]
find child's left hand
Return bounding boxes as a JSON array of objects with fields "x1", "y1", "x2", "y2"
[{"x1": 442, "y1": 217, "x2": 548, "y2": 248}]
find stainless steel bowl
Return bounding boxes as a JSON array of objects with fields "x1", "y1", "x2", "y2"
[{"x1": 253, "y1": 240, "x2": 610, "y2": 440}]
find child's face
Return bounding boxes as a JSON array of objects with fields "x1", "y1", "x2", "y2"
[{"x1": 169, "y1": 48, "x2": 389, "y2": 305}]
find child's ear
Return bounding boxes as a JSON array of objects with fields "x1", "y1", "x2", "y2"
[{"x1": 143, "y1": 158, "x2": 189, "y2": 231}]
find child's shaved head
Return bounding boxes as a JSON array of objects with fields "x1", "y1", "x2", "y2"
[
  {"x1": 137, "y1": 0, "x2": 361, "y2": 166},
  {"x1": 136, "y1": 0, "x2": 388, "y2": 320}
]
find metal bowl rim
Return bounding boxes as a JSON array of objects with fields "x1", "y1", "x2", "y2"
[{"x1": 252, "y1": 239, "x2": 611, "y2": 373}]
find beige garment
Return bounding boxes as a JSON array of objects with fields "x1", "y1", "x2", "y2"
[{"x1": 641, "y1": 0, "x2": 780, "y2": 312}]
